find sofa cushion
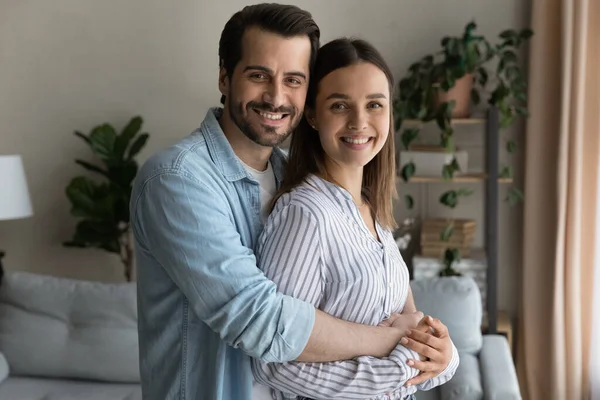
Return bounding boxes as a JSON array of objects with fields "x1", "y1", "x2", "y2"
[
  {"x1": 439, "y1": 352, "x2": 483, "y2": 400},
  {"x1": 0, "y1": 376, "x2": 141, "y2": 400},
  {"x1": 0, "y1": 272, "x2": 139, "y2": 383},
  {"x1": 410, "y1": 277, "x2": 483, "y2": 354}
]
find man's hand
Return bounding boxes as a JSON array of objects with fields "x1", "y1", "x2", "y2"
[
  {"x1": 400, "y1": 316, "x2": 453, "y2": 387},
  {"x1": 377, "y1": 311, "x2": 424, "y2": 336}
]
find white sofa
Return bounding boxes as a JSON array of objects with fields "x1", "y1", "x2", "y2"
[{"x1": 0, "y1": 271, "x2": 141, "y2": 400}]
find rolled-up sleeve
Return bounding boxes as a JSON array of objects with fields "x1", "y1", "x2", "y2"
[{"x1": 131, "y1": 170, "x2": 315, "y2": 362}]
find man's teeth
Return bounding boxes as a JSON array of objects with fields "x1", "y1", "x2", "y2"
[
  {"x1": 259, "y1": 111, "x2": 284, "y2": 120},
  {"x1": 342, "y1": 137, "x2": 370, "y2": 145}
]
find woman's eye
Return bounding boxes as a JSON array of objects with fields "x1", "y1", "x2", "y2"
[
  {"x1": 331, "y1": 103, "x2": 348, "y2": 110},
  {"x1": 367, "y1": 102, "x2": 383, "y2": 109}
]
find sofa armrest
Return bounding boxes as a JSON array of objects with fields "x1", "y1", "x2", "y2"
[
  {"x1": 480, "y1": 335, "x2": 521, "y2": 400},
  {"x1": 0, "y1": 352, "x2": 9, "y2": 383}
]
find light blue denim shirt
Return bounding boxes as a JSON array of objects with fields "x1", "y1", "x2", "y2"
[{"x1": 130, "y1": 108, "x2": 315, "y2": 400}]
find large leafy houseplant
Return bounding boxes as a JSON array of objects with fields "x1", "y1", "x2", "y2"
[
  {"x1": 64, "y1": 116, "x2": 149, "y2": 281},
  {"x1": 394, "y1": 21, "x2": 533, "y2": 275}
]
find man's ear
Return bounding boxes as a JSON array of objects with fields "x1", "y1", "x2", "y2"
[
  {"x1": 218, "y1": 67, "x2": 229, "y2": 97},
  {"x1": 304, "y1": 108, "x2": 317, "y2": 130}
]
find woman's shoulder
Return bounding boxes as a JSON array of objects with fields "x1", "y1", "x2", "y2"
[{"x1": 273, "y1": 175, "x2": 333, "y2": 215}]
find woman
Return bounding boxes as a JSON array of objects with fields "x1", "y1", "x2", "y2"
[{"x1": 252, "y1": 38, "x2": 459, "y2": 400}]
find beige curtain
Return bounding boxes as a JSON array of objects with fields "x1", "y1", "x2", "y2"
[{"x1": 517, "y1": 0, "x2": 600, "y2": 399}]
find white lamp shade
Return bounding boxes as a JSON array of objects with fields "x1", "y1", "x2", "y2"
[{"x1": 0, "y1": 155, "x2": 34, "y2": 221}]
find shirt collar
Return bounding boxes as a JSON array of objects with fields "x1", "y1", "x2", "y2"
[
  {"x1": 201, "y1": 107, "x2": 286, "y2": 184},
  {"x1": 305, "y1": 174, "x2": 354, "y2": 205}
]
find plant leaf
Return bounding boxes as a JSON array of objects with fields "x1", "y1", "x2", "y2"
[
  {"x1": 442, "y1": 164, "x2": 454, "y2": 180},
  {"x1": 499, "y1": 29, "x2": 518, "y2": 39},
  {"x1": 75, "y1": 159, "x2": 108, "y2": 177},
  {"x1": 478, "y1": 67, "x2": 489, "y2": 87},
  {"x1": 506, "y1": 187, "x2": 524, "y2": 206},
  {"x1": 500, "y1": 166, "x2": 513, "y2": 178},
  {"x1": 89, "y1": 124, "x2": 117, "y2": 163},
  {"x1": 457, "y1": 188, "x2": 474, "y2": 197},
  {"x1": 502, "y1": 50, "x2": 518, "y2": 63},
  {"x1": 404, "y1": 195, "x2": 414, "y2": 210},
  {"x1": 64, "y1": 220, "x2": 120, "y2": 253},
  {"x1": 441, "y1": 223, "x2": 454, "y2": 241},
  {"x1": 401, "y1": 162, "x2": 416, "y2": 182},
  {"x1": 74, "y1": 130, "x2": 91, "y2": 144},
  {"x1": 519, "y1": 28, "x2": 534, "y2": 40},
  {"x1": 126, "y1": 133, "x2": 149, "y2": 160},
  {"x1": 115, "y1": 116, "x2": 143, "y2": 160},
  {"x1": 401, "y1": 127, "x2": 420, "y2": 150},
  {"x1": 107, "y1": 162, "x2": 138, "y2": 190},
  {"x1": 471, "y1": 88, "x2": 481, "y2": 105},
  {"x1": 440, "y1": 190, "x2": 458, "y2": 208},
  {"x1": 506, "y1": 139, "x2": 517, "y2": 153}
]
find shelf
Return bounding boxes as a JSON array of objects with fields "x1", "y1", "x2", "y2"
[
  {"x1": 399, "y1": 173, "x2": 513, "y2": 183},
  {"x1": 401, "y1": 118, "x2": 487, "y2": 126}
]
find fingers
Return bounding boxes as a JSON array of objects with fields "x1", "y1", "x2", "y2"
[
  {"x1": 378, "y1": 319, "x2": 392, "y2": 327},
  {"x1": 413, "y1": 316, "x2": 431, "y2": 333},
  {"x1": 425, "y1": 316, "x2": 449, "y2": 337},
  {"x1": 406, "y1": 329, "x2": 444, "y2": 350},
  {"x1": 406, "y1": 358, "x2": 437, "y2": 372},
  {"x1": 405, "y1": 371, "x2": 437, "y2": 387},
  {"x1": 400, "y1": 336, "x2": 439, "y2": 360}
]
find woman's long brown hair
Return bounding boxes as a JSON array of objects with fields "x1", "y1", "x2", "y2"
[{"x1": 273, "y1": 38, "x2": 398, "y2": 230}]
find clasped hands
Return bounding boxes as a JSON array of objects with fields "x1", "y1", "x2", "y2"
[{"x1": 379, "y1": 312, "x2": 453, "y2": 387}]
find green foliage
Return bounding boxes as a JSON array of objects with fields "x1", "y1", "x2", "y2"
[
  {"x1": 441, "y1": 222, "x2": 454, "y2": 241},
  {"x1": 393, "y1": 21, "x2": 533, "y2": 146},
  {"x1": 405, "y1": 194, "x2": 414, "y2": 210},
  {"x1": 401, "y1": 161, "x2": 416, "y2": 182},
  {"x1": 506, "y1": 187, "x2": 524, "y2": 206},
  {"x1": 500, "y1": 166, "x2": 513, "y2": 179},
  {"x1": 64, "y1": 116, "x2": 149, "y2": 281},
  {"x1": 439, "y1": 248, "x2": 462, "y2": 277},
  {"x1": 439, "y1": 188, "x2": 474, "y2": 208}
]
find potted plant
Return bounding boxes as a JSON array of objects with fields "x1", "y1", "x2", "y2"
[
  {"x1": 64, "y1": 116, "x2": 149, "y2": 281},
  {"x1": 395, "y1": 21, "x2": 533, "y2": 275}
]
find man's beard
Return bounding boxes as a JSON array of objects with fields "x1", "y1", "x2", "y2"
[{"x1": 228, "y1": 95, "x2": 301, "y2": 147}]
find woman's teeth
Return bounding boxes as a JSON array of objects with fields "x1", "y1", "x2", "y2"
[{"x1": 342, "y1": 137, "x2": 371, "y2": 145}]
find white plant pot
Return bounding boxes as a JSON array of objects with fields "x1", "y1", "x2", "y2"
[{"x1": 400, "y1": 150, "x2": 469, "y2": 177}]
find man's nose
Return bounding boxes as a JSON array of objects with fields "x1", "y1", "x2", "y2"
[{"x1": 262, "y1": 82, "x2": 285, "y2": 109}]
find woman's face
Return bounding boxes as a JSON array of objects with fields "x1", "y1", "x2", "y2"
[{"x1": 310, "y1": 62, "x2": 391, "y2": 171}]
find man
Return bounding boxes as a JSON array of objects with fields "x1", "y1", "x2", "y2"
[{"x1": 131, "y1": 4, "x2": 454, "y2": 400}]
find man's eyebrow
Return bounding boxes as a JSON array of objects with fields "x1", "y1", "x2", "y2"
[
  {"x1": 325, "y1": 93, "x2": 388, "y2": 100},
  {"x1": 243, "y1": 65, "x2": 273, "y2": 74},
  {"x1": 284, "y1": 71, "x2": 307, "y2": 80},
  {"x1": 243, "y1": 65, "x2": 306, "y2": 81}
]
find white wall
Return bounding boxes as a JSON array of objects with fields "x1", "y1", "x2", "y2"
[{"x1": 0, "y1": 0, "x2": 529, "y2": 317}]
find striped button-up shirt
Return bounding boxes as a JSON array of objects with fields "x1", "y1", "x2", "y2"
[{"x1": 252, "y1": 174, "x2": 459, "y2": 400}]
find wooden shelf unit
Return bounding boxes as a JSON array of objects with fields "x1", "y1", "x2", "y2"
[{"x1": 400, "y1": 108, "x2": 503, "y2": 334}]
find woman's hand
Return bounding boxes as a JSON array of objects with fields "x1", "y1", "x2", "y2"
[
  {"x1": 400, "y1": 316, "x2": 453, "y2": 387},
  {"x1": 377, "y1": 311, "x2": 423, "y2": 336}
]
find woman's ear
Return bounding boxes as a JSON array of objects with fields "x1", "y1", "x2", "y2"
[{"x1": 304, "y1": 108, "x2": 317, "y2": 130}]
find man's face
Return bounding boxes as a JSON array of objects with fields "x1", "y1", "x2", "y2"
[{"x1": 219, "y1": 26, "x2": 311, "y2": 147}]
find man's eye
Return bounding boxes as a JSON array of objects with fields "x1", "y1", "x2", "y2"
[
  {"x1": 250, "y1": 73, "x2": 267, "y2": 80},
  {"x1": 286, "y1": 78, "x2": 302, "y2": 85}
]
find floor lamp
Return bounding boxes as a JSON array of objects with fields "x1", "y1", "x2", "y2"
[{"x1": 0, "y1": 155, "x2": 34, "y2": 282}]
